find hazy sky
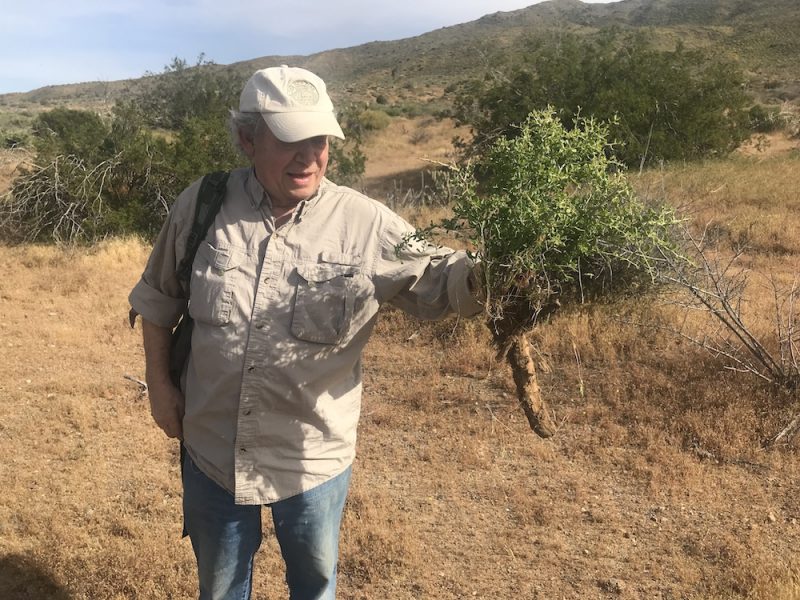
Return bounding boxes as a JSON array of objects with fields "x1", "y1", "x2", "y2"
[{"x1": 0, "y1": 0, "x2": 621, "y2": 95}]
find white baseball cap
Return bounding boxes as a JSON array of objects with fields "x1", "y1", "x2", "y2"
[{"x1": 240, "y1": 65, "x2": 345, "y2": 142}]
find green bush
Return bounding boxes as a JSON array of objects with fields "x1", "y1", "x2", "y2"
[
  {"x1": 418, "y1": 109, "x2": 682, "y2": 334},
  {"x1": 358, "y1": 109, "x2": 391, "y2": 131},
  {"x1": 748, "y1": 104, "x2": 784, "y2": 133},
  {"x1": 31, "y1": 108, "x2": 110, "y2": 162},
  {"x1": 452, "y1": 31, "x2": 751, "y2": 167},
  {"x1": 3, "y1": 132, "x2": 28, "y2": 149},
  {"x1": 328, "y1": 104, "x2": 367, "y2": 188},
  {"x1": 134, "y1": 55, "x2": 241, "y2": 131}
]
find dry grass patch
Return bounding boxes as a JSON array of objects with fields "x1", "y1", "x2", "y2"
[
  {"x1": 634, "y1": 155, "x2": 800, "y2": 256},
  {"x1": 0, "y1": 147, "x2": 30, "y2": 194},
  {"x1": 1, "y1": 153, "x2": 799, "y2": 599},
  {"x1": 359, "y1": 116, "x2": 468, "y2": 202}
]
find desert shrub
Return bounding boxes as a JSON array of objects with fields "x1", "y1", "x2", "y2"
[
  {"x1": 399, "y1": 103, "x2": 426, "y2": 118},
  {"x1": 3, "y1": 131, "x2": 29, "y2": 149},
  {"x1": 748, "y1": 104, "x2": 785, "y2": 133},
  {"x1": 326, "y1": 104, "x2": 367, "y2": 188},
  {"x1": 358, "y1": 109, "x2": 391, "y2": 131},
  {"x1": 452, "y1": 30, "x2": 751, "y2": 167},
  {"x1": 442, "y1": 110, "x2": 681, "y2": 329},
  {"x1": 408, "y1": 128, "x2": 431, "y2": 146},
  {"x1": 133, "y1": 56, "x2": 241, "y2": 131},
  {"x1": 2, "y1": 154, "x2": 119, "y2": 243},
  {"x1": 31, "y1": 108, "x2": 110, "y2": 163},
  {"x1": 2, "y1": 104, "x2": 182, "y2": 242}
]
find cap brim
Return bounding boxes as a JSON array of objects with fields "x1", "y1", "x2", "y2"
[{"x1": 262, "y1": 112, "x2": 345, "y2": 143}]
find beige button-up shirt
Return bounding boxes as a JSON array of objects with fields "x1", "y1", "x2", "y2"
[{"x1": 130, "y1": 167, "x2": 482, "y2": 504}]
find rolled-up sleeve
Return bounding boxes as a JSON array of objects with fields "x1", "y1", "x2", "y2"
[
  {"x1": 128, "y1": 186, "x2": 196, "y2": 328},
  {"x1": 373, "y1": 213, "x2": 483, "y2": 319}
]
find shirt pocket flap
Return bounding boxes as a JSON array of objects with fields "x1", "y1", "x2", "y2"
[
  {"x1": 298, "y1": 253, "x2": 362, "y2": 283},
  {"x1": 297, "y1": 263, "x2": 358, "y2": 283},
  {"x1": 197, "y1": 243, "x2": 246, "y2": 272},
  {"x1": 319, "y1": 251, "x2": 362, "y2": 266}
]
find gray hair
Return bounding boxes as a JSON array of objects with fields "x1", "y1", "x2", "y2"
[{"x1": 228, "y1": 110, "x2": 266, "y2": 156}]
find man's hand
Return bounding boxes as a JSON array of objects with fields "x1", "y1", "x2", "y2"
[
  {"x1": 148, "y1": 380, "x2": 185, "y2": 439},
  {"x1": 141, "y1": 317, "x2": 185, "y2": 439}
]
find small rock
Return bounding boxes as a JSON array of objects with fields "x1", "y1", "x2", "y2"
[
  {"x1": 598, "y1": 578, "x2": 625, "y2": 595},
  {"x1": 768, "y1": 512, "x2": 777, "y2": 523}
]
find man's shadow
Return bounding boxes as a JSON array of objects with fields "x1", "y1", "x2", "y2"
[{"x1": 0, "y1": 554, "x2": 70, "y2": 599}]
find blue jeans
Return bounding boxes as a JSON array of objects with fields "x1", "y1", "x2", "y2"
[{"x1": 182, "y1": 452, "x2": 352, "y2": 600}]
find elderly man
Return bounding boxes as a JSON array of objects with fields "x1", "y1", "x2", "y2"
[{"x1": 129, "y1": 65, "x2": 482, "y2": 600}]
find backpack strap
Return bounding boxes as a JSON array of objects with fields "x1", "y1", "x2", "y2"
[
  {"x1": 175, "y1": 171, "x2": 230, "y2": 284},
  {"x1": 126, "y1": 171, "x2": 230, "y2": 330}
]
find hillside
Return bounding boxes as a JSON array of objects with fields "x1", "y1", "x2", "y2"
[{"x1": 1, "y1": 0, "x2": 798, "y2": 114}]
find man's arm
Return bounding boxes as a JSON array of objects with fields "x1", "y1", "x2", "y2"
[
  {"x1": 142, "y1": 318, "x2": 185, "y2": 439},
  {"x1": 373, "y1": 215, "x2": 484, "y2": 320}
]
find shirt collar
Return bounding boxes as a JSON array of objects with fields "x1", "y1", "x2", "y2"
[
  {"x1": 244, "y1": 167, "x2": 328, "y2": 221},
  {"x1": 245, "y1": 167, "x2": 267, "y2": 209}
]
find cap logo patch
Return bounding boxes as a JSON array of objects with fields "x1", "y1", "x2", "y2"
[{"x1": 287, "y1": 80, "x2": 320, "y2": 106}]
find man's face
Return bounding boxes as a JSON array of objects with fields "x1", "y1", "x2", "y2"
[{"x1": 242, "y1": 124, "x2": 329, "y2": 209}]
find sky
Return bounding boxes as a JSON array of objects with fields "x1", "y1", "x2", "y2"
[{"x1": 0, "y1": 0, "x2": 620, "y2": 95}]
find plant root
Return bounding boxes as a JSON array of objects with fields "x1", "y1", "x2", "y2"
[{"x1": 506, "y1": 333, "x2": 557, "y2": 438}]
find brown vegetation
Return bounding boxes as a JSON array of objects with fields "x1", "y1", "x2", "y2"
[{"x1": 1, "y1": 132, "x2": 798, "y2": 597}]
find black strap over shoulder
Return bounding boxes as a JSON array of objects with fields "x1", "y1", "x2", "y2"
[
  {"x1": 175, "y1": 171, "x2": 230, "y2": 283},
  {"x1": 168, "y1": 171, "x2": 228, "y2": 389}
]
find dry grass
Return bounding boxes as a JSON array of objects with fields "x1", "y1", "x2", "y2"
[
  {"x1": 359, "y1": 116, "x2": 469, "y2": 201},
  {"x1": 1, "y1": 136, "x2": 799, "y2": 599},
  {"x1": 0, "y1": 147, "x2": 31, "y2": 195}
]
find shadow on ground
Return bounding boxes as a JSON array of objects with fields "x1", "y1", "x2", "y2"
[{"x1": 0, "y1": 554, "x2": 70, "y2": 599}]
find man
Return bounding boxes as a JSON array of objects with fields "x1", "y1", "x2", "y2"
[{"x1": 129, "y1": 65, "x2": 482, "y2": 600}]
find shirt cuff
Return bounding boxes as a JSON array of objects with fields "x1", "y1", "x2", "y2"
[
  {"x1": 128, "y1": 279, "x2": 186, "y2": 329},
  {"x1": 446, "y1": 254, "x2": 485, "y2": 317}
]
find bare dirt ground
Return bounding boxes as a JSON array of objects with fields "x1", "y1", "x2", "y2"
[
  {"x1": 359, "y1": 117, "x2": 469, "y2": 200},
  {"x1": 736, "y1": 132, "x2": 800, "y2": 159},
  {"x1": 1, "y1": 123, "x2": 799, "y2": 599}
]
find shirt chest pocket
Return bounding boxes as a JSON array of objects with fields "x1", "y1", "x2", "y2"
[
  {"x1": 291, "y1": 258, "x2": 361, "y2": 345},
  {"x1": 189, "y1": 243, "x2": 247, "y2": 326}
]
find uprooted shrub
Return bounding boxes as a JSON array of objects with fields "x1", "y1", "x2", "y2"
[{"x1": 412, "y1": 110, "x2": 683, "y2": 436}]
